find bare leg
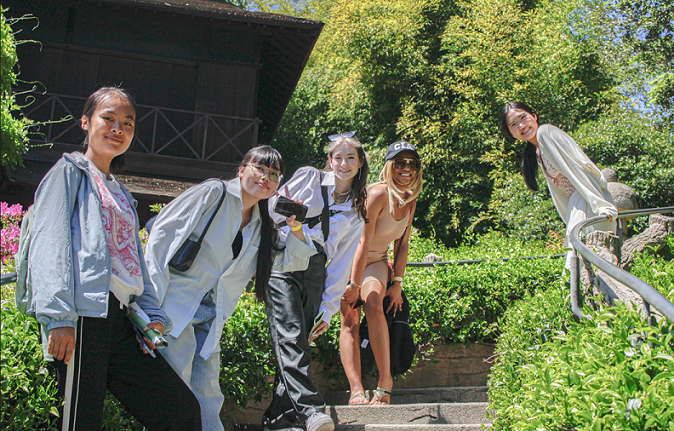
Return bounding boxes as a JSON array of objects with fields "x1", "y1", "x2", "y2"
[
  {"x1": 340, "y1": 299, "x2": 368, "y2": 403},
  {"x1": 361, "y1": 279, "x2": 393, "y2": 404}
]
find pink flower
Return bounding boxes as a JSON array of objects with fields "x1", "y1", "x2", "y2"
[{"x1": 1, "y1": 202, "x2": 26, "y2": 264}]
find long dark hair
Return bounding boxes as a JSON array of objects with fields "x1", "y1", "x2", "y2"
[
  {"x1": 240, "y1": 145, "x2": 285, "y2": 304},
  {"x1": 80, "y1": 86, "x2": 138, "y2": 174},
  {"x1": 500, "y1": 101, "x2": 540, "y2": 192},
  {"x1": 324, "y1": 136, "x2": 369, "y2": 221}
]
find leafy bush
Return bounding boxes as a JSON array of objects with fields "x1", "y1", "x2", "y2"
[
  {"x1": 1, "y1": 293, "x2": 59, "y2": 430},
  {"x1": 219, "y1": 292, "x2": 275, "y2": 419},
  {"x1": 488, "y1": 238, "x2": 674, "y2": 430},
  {"x1": 404, "y1": 231, "x2": 564, "y2": 347},
  {"x1": 1, "y1": 10, "x2": 33, "y2": 169},
  {"x1": 1, "y1": 207, "x2": 566, "y2": 424},
  {"x1": 575, "y1": 108, "x2": 674, "y2": 219},
  {"x1": 481, "y1": 170, "x2": 565, "y2": 241},
  {"x1": 307, "y1": 231, "x2": 565, "y2": 376}
]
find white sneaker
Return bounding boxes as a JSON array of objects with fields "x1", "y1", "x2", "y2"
[
  {"x1": 306, "y1": 412, "x2": 334, "y2": 431},
  {"x1": 263, "y1": 427, "x2": 303, "y2": 431}
]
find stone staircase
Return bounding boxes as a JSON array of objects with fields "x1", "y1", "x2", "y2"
[
  {"x1": 324, "y1": 386, "x2": 493, "y2": 430},
  {"x1": 232, "y1": 343, "x2": 496, "y2": 431}
]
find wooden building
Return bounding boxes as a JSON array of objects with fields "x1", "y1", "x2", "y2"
[{"x1": 3, "y1": 0, "x2": 322, "y2": 218}]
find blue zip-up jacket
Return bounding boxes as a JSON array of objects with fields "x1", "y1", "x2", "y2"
[{"x1": 30, "y1": 152, "x2": 171, "y2": 350}]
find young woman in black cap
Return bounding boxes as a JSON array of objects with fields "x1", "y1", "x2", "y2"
[{"x1": 339, "y1": 141, "x2": 423, "y2": 405}]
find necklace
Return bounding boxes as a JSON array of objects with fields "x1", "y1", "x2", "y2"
[{"x1": 332, "y1": 188, "x2": 350, "y2": 203}]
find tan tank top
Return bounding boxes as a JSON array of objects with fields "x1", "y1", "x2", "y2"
[{"x1": 366, "y1": 206, "x2": 410, "y2": 264}]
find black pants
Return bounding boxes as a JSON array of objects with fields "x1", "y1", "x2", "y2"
[
  {"x1": 263, "y1": 248, "x2": 327, "y2": 430},
  {"x1": 53, "y1": 294, "x2": 202, "y2": 431}
]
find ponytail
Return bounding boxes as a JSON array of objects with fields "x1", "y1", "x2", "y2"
[{"x1": 521, "y1": 142, "x2": 539, "y2": 192}]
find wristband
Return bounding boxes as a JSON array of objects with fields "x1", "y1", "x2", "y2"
[
  {"x1": 290, "y1": 224, "x2": 302, "y2": 232},
  {"x1": 393, "y1": 276, "x2": 403, "y2": 287}
]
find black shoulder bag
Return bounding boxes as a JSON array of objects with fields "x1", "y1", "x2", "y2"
[
  {"x1": 147, "y1": 179, "x2": 227, "y2": 272},
  {"x1": 360, "y1": 226, "x2": 416, "y2": 377}
]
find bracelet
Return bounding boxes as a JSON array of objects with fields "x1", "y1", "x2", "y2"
[
  {"x1": 392, "y1": 276, "x2": 403, "y2": 287},
  {"x1": 290, "y1": 224, "x2": 302, "y2": 232},
  {"x1": 348, "y1": 281, "x2": 361, "y2": 289}
]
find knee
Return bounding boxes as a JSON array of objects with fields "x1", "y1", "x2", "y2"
[
  {"x1": 341, "y1": 317, "x2": 360, "y2": 335},
  {"x1": 363, "y1": 298, "x2": 384, "y2": 320}
]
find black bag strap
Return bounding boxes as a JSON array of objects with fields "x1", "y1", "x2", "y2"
[
  {"x1": 196, "y1": 179, "x2": 227, "y2": 244},
  {"x1": 391, "y1": 226, "x2": 407, "y2": 274},
  {"x1": 320, "y1": 171, "x2": 330, "y2": 242}
]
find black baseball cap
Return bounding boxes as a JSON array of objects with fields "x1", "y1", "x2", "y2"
[{"x1": 385, "y1": 141, "x2": 419, "y2": 161}]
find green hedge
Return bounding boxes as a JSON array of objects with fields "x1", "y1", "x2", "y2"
[
  {"x1": 1, "y1": 232, "x2": 564, "y2": 428},
  {"x1": 488, "y1": 237, "x2": 674, "y2": 430}
]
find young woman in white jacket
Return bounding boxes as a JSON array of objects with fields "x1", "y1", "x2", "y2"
[
  {"x1": 144, "y1": 145, "x2": 316, "y2": 431},
  {"x1": 500, "y1": 102, "x2": 618, "y2": 268},
  {"x1": 262, "y1": 133, "x2": 369, "y2": 431}
]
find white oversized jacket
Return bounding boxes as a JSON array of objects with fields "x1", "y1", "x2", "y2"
[
  {"x1": 537, "y1": 124, "x2": 618, "y2": 225},
  {"x1": 145, "y1": 178, "x2": 316, "y2": 359},
  {"x1": 269, "y1": 167, "x2": 365, "y2": 324}
]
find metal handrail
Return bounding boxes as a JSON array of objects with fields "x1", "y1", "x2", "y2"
[
  {"x1": 0, "y1": 253, "x2": 565, "y2": 288},
  {"x1": 569, "y1": 206, "x2": 674, "y2": 322},
  {"x1": 2, "y1": 272, "x2": 17, "y2": 285},
  {"x1": 406, "y1": 253, "x2": 565, "y2": 267}
]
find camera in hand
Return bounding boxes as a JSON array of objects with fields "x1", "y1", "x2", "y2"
[{"x1": 274, "y1": 196, "x2": 308, "y2": 223}]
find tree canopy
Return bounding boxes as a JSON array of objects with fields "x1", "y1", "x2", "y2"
[{"x1": 263, "y1": 0, "x2": 673, "y2": 245}]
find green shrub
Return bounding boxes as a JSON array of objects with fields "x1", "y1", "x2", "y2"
[
  {"x1": 2, "y1": 230, "x2": 566, "y2": 425},
  {"x1": 1, "y1": 10, "x2": 33, "y2": 169},
  {"x1": 575, "y1": 108, "x2": 674, "y2": 228},
  {"x1": 483, "y1": 170, "x2": 565, "y2": 242},
  {"x1": 301, "y1": 231, "x2": 565, "y2": 377},
  {"x1": 1, "y1": 291, "x2": 59, "y2": 430},
  {"x1": 488, "y1": 239, "x2": 674, "y2": 430},
  {"x1": 219, "y1": 292, "x2": 275, "y2": 420}
]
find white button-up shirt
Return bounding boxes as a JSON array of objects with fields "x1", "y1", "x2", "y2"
[
  {"x1": 270, "y1": 167, "x2": 365, "y2": 324},
  {"x1": 145, "y1": 178, "x2": 316, "y2": 359}
]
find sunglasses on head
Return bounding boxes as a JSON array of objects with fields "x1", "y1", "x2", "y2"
[
  {"x1": 328, "y1": 131, "x2": 357, "y2": 141},
  {"x1": 246, "y1": 164, "x2": 283, "y2": 183},
  {"x1": 393, "y1": 158, "x2": 420, "y2": 170}
]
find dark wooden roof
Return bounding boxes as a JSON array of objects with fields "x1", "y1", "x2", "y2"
[
  {"x1": 88, "y1": 0, "x2": 324, "y2": 144},
  {"x1": 97, "y1": 0, "x2": 320, "y2": 27},
  {"x1": 4, "y1": 0, "x2": 323, "y2": 200}
]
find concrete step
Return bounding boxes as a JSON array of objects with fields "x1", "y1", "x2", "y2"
[
  {"x1": 328, "y1": 402, "x2": 492, "y2": 426},
  {"x1": 335, "y1": 425, "x2": 492, "y2": 431},
  {"x1": 325, "y1": 386, "x2": 489, "y2": 406}
]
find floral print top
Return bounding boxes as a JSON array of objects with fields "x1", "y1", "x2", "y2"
[
  {"x1": 538, "y1": 150, "x2": 576, "y2": 198},
  {"x1": 90, "y1": 164, "x2": 144, "y2": 305}
]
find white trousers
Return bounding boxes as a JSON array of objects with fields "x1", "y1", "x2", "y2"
[{"x1": 162, "y1": 296, "x2": 224, "y2": 431}]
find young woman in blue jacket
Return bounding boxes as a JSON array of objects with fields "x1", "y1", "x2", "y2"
[
  {"x1": 144, "y1": 145, "x2": 316, "y2": 431},
  {"x1": 30, "y1": 87, "x2": 202, "y2": 430}
]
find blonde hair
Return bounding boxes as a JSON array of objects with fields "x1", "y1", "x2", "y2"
[{"x1": 378, "y1": 155, "x2": 423, "y2": 213}]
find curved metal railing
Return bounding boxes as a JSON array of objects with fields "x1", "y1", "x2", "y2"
[
  {"x1": 1, "y1": 255, "x2": 566, "y2": 288},
  {"x1": 568, "y1": 206, "x2": 674, "y2": 322}
]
